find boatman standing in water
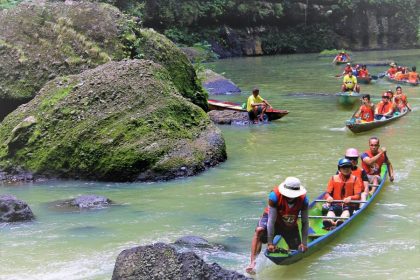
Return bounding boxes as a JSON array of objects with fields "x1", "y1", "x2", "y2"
[
  {"x1": 361, "y1": 136, "x2": 394, "y2": 195},
  {"x1": 246, "y1": 87, "x2": 272, "y2": 124},
  {"x1": 245, "y1": 177, "x2": 309, "y2": 275}
]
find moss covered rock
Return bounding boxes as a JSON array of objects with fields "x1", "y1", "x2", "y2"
[
  {"x1": 0, "y1": 1, "x2": 206, "y2": 120},
  {"x1": 0, "y1": 60, "x2": 226, "y2": 182}
]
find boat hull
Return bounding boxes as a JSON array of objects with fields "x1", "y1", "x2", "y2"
[
  {"x1": 385, "y1": 74, "x2": 418, "y2": 86},
  {"x1": 357, "y1": 76, "x2": 372, "y2": 84},
  {"x1": 346, "y1": 109, "x2": 410, "y2": 133},
  {"x1": 207, "y1": 99, "x2": 288, "y2": 121},
  {"x1": 265, "y1": 167, "x2": 388, "y2": 265},
  {"x1": 335, "y1": 92, "x2": 360, "y2": 106}
]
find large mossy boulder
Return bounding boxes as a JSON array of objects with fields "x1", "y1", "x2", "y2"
[
  {"x1": 0, "y1": 1, "x2": 207, "y2": 120},
  {"x1": 0, "y1": 59, "x2": 226, "y2": 182}
]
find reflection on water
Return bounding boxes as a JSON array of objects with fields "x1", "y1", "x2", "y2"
[{"x1": 1, "y1": 49, "x2": 420, "y2": 279}]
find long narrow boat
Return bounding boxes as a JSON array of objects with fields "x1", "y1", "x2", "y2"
[
  {"x1": 335, "y1": 92, "x2": 361, "y2": 106},
  {"x1": 207, "y1": 99, "x2": 289, "y2": 121},
  {"x1": 357, "y1": 76, "x2": 372, "y2": 84},
  {"x1": 265, "y1": 166, "x2": 388, "y2": 265},
  {"x1": 385, "y1": 73, "x2": 418, "y2": 86},
  {"x1": 335, "y1": 60, "x2": 351, "y2": 65},
  {"x1": 345, "y1": 108, "x2": 410, "y2": 133}
]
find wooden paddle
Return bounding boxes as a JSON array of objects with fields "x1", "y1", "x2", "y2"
[
  {"x1": 377, "y1": 72, "x2": 386, "y2": 78},
  {"x1": 307, "y1": 216, "x2": 349, "y2": 219},
  {"x1": 314, "y1": 199, "x2": 368, "y2": 203}
]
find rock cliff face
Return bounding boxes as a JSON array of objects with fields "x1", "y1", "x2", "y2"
[
  {"x1": 132, "y1": 0, "x2": 419, "y2": 57},
  {"x1": 0, "y1": 60, "x2": 226, "y2": 182},
  {"x1": 0, "y1": 1, "x2": 207, "y2": 120}
]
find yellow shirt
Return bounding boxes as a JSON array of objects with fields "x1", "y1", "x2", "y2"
[
  {"x1": 246, "y1": 95, "x2": 264, "y2": 112},
  {"x1": 343, "y1": 75, "x2": 357, "y2": 89}
]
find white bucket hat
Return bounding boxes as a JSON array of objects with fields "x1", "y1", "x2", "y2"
[{"x1": 278, "y1": 177, "x2": 307, "y2": 198}]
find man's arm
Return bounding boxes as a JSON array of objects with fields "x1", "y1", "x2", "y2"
[
  {"x1": 266, "y1": 200, "x2": 277, "y2": 246},
  {"x1": 362, "y1": 148, "x2": 386, "y2": 166},
  {"x1": 300, "y1": 208, "x2": 309, "y2": 247}
]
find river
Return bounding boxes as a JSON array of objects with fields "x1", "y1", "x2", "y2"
[{"x1": 1, "y1": 49, "x2": 420, "y2": 279}]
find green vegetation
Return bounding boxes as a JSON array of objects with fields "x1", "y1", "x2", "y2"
[
  {"x1": 320, "y1": 49, "x2": 351, "y2": 55},
  {"x1": 0, "y1": 0, "x2": 22, "y2": 10},
  {"x1": 105, "y1": 0, "x2": 419, "y2": 55}
]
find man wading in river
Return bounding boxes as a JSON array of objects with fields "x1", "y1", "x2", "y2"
[{"x1": 245, "y1": 177, "x2": 309, "y2": 275}]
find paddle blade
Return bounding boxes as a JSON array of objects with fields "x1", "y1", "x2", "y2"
[
  {"x1": 371, "y1": 75, "x2": 378, "y2": 80},
  {"x1": 378, "y1": 72, "x2": 386, "y2": 78}
]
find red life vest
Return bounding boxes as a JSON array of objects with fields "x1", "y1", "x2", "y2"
[
  {"x1": 359, "y1": 69, "x2": 369, "y2": 77},
  {"x1": 360, "y1": 104, "x2": 374, "y2": 121},
  {"x1": 387, "y1": 68, "x2": 397, "y2": 77},
  {"x1": 344, "y1": 66, "x2": 352, "y2": 74},
  {"x1": 362, "y1": 149, "x2": 385, "y2": 175},
  {"x1": 326, "y1": 174, "x2": 361, "y2": 201},
  {"x1": 376, "y1": 101, "x2": 393, "y2": 115},
  {"x1": 264, "y1": 187, "x2": 305, "y2": 228}
]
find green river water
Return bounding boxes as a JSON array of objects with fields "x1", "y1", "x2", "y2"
[{"x1": 1, "y1": 49, "x2": 420, "y2": 279}]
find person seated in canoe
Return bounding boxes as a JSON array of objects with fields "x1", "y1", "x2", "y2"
[
  {"x1": 354, "y1": 94, "x2": 374, "y2": 123},
  {"x1": 374, "y1": 91, "x2": 394, "y2": 120},
  {"x1": 333, "y1": 52, "x2": 350, "y2": 63},
  {"x1": 345, "y1": 148, "x2": 370, "y2": 209},
  {"x1": 358, "y1": 65, "x2": 369, "y2": 78},
  {"x1": 387, "y1": 62, "x2": 397, "y2": 78},
  {"x1": 322, "y1": 158, "x2": 363, "y2": 229},
  {"x1": 393, "y1": 86, "x2": 411, "y2": 112},
  {"x1": 407, "y1": 66, "x2": 420, "y2": 83},
  {"x1": 341, "y1": 71, "x2": 360, "y2": 93},
  {"x1": 361, "y1": 137, "x2": 395, "y2": 195},
  {"x1": 353, "y1": 64, "x2": 360, "y2": 76},
  {"x1": 341, "y1": 62, "x2": 353, "y2": 76},
  {"x1": 245, "y1": 177, "x2": 309, "y2": 275},
  {"x1": 246, "y1": 87, "x2": 272, "y2": 124},
  {"x1": 394, "y1": 66, "x2": 408, "y2": 81}
]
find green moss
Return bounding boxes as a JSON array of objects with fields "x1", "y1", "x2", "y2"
[
  {"x1": 38, "y1": 82, "x2": 74, "y2": 112},
  {"x1": 0, "y1": 59, "x2": 223, "y2": 181}
]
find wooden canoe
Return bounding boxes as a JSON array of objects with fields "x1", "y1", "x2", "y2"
[
  {"x1": 385, "y1": 73, "x2": 418, "y2": 86},
  {"x1": 335, "y1": 92, "x2": 361, "y2": 106},
  {"x1": 265, "y1": 166, "x2": 388, "y2": 265},
  {"x1": 345, "y1": 108, "x2": 410, "y2": 133},
  {"x1": 207, "y1": 99, "x2": 289, "y2": 121},
  {"x1": 357, "y1": 76, "x2": 372, "y2": 84}
]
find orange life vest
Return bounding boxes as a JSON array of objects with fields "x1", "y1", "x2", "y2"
[
  {"x1": 360, "y1": 104, "x2": 374, "y2": 122},
  {"x1": 326, "y1": 174, "x2": 362, "y2": 202},
  {"x1": 362, "y1": 149, "x2": 385, "y2": 175},
  {"x1": 394, "y1": 94, "x2": 407, "y2": 110},
  {"x1": 351, "y1": 167, "x2": 363, "y2": 180},
  {"x1": 264, "y1": 187, "x2": 305, "y2": 228},
  {"x1": 376, "y1": 101, "x2": 393, "y2": 115},
  {"x1": 408, "y1": 71, "x2": 418, "y2": 83}
]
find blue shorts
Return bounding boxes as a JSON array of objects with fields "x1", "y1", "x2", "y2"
[{"x1": 256, "y1": 213, "x2": 301, "y2": 250}]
